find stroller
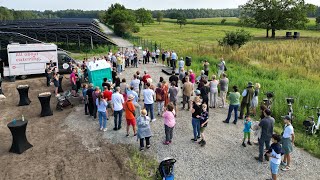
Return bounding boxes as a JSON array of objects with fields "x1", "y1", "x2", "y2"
[
  {"x1": 56, "y1": 90, "x2": 73, "y2": 111},
  {"x1": 158, "y1": 158, "x2": 176, "y2": 180}
]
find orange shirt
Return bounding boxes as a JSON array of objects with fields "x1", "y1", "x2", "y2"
[{"x1": 124, "y1": 100, "x2": 135, "y2": 119}]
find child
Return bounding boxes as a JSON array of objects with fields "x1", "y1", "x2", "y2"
[
  {"x1": 82, "y1": 84, "x2": 89, "y2": 115},
  {"x1": 124, "y1": 94, "x2": 137, "y2": 137},
  {"x1": 136, "y1": 109, "x2": 152, "y2": 151},
  {"x1": 265, "y1": 134, "x2": 282, "y2": 180},
  {"x1": 242, "y1": 115, "x2": 252, "y2": 147},
  {"x1": 199, "y1": 104, "x2": 209, "y2": 146},
  {"x1": 162, "y1": 103, "x2": 176, "y2": 145}
]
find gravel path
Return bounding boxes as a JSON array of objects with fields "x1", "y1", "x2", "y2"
[{"x1": 64, "y1": 62, "x2": 320, "y2": 180}]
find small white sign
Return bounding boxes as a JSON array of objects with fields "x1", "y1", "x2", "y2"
[{"x1": 62, "y1": 63, "x2": 69, "y2": 69}]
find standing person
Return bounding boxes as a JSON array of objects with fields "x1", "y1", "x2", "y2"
[
  {"x1": 136, "y1": 71, "x2": 143, "y2": 98},
  {"x1": 162, "y1": 80, "x2": 169, "y2": 106},
  {"x1": 155, "y1": 83, "x2": 165, "y2": 116},
  {"x1": 182, "y1": 77, "x2": 193, "y2": 110},
  {"x1": 171, "y1": 50, "x2": 177, "y2": 70},
  {"x1": 223, "y1": 85, "x2": 240, "y2": 124},
  {"x1": 162, "y1": 103, "x2": 176, "y2": 145},
  {"x1": 178, "y1": 57, "x2": 185, "y2": 74},
  {"x1": 217, "y1": 58, "x2": 225, "y2": 78},
  {"x1": 169, "y1": 71, "x2": 179, "y2": 87},
  {"x1": 189, "y1": 69, "x2": 196, "y2": 90},
  {"x1": 203, "y1": 60, "x2": 210, "y2": 76},
  {"x1": 251, "y1": 83, "x2": 261, "y2": 117},
  {"x1": 179, "y1": 68, "x2": 185, "y2": 88},
  {"x1": 161, "y1": 50, "x2": 166, "y2": 66},
  {"x1": 86, "y1": 83, "x2": 94, "y2": 116},
  {"x1": 156, "y1": 48, "x2": 160, "y2": 62},
  {"x1": 124, "y1": 94, "x2": 137, "y2": 136},
  {"x1": 127, "y1": 86, "x2": 141, "y2": 118},
  {"x1": 103, "y1": 86, "x2": 113, "y2": 116},
  {"x1": 209, "y1": 75, "x2": 219, "y2": 108},
  {"x1": 130, "y1": 74, "x2": 140, "y2": 94},
  {"x1": 112, "y1": 87, "x2": 125, "y2": 131},
  {"x1": 168, "y1": 81, "x2": 179, "y2": 113},
  {"x1": 52, "y1": 73, "x2": 60, "y2": 96},
  {"x1": 137, "y1": 109, "x2": 152, "y2": 151},
  {"x1": 151, "y1": 51, "x2": 156, "y2": 63},
  {"x1": 143, "y1": 83, "x2": 156, "y2": 122},
  {"x1": 255, "y1": 109, "x2": 275, "y2": 162},
  {"x1": 281, "y1": 115, "x2": 295, "y2": 171},
  {"x1": 146, "y1": 49, "x2": 151, "y2": 63},
  {"x1": 112, "y1": 68, "x2": 117, "y2": 84},
  {"x1": 142, "y1": 71, "x2": 151, "y2": 88},
  {"x1": 96, "y1": 94, "x2": 108, "y2": 131},
  {"x1": 45, "y1": 65, "x2": 52, "y2": 87},
  {"x1": 70, "y1": 68, "x2": 78, "y2": 97},
  {"x1": 219, "y1": 73, "x2": 229, "y2": 108},
  {"x1": 120, "y1": 78, "x2": 128, "y2": 101},
  {"x1": 92, "y1": 87, "x2": 101, "y2": 119},
  {"x1": 102, "y1": 78, "x2": 111, "y2": 90},
  {"x1": 82, "y1": 84, "x2": 89, "y2": 115},
  {"x1": 239, "y1": 82, "x2": 255, "y2": 119},
  {"x1": 242, "y1": 115, "x2": 252, "y2": 147},
  {"x1": 133, "y1": 51, "x2": 138, "y2": 68},
  {"x1": 191, "y1": 96, "x2": 202, "y2": 142},
  {"x1": 265, "y1": 134, "x2": 282, "y2": 180},
  {"x1": 166, "y1": 51, "x2": 171, "y2": 67},
  {"x1": 143, "y1": 49, "x2": 147, "y2": 64},
  {"x1": 199, "y1": 80, "x2": 210, "y2": 112},
  {"x1": 199, "y1": 104, "x2": 209, "y2": 146}
]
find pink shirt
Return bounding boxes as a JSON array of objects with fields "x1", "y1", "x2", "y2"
[
  {"x1": 162, "y1": 111, "x2": 176, "y2": 128},
  {"x1": 190, "y1": 73, "x2": 195, "y2": 84},
  {"x1": 70, "y1": 72, "x2": 76, "y2": 84}
]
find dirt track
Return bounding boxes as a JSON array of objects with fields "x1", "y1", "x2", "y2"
[{"x1": 0, "y1": 77, "x2": 138, "y2": 180}]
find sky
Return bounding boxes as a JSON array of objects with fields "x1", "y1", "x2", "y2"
[{"x1": 0, "y1": 0, "x2": 319, "y2": 11}]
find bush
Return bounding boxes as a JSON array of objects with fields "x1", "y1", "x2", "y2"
[
  {"x1": 221, "y1": 18, "x2": 227, "y2": 24},
  {"x1": 218, "y1": 29, "x2": 252, "y2": 48},
  {"x1": 132, "y1": 25, "x2": 140, "y2": 33}
]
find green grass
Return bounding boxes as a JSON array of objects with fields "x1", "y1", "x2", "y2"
[
  {"x1": 133, "y1": 22, "x2": 320, "y2": 158},
  {"x1": 70, "y1": 45, "x2": 118, "y2": 60}
]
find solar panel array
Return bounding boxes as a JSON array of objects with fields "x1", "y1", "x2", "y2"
[{"x1": 0, "y1": 18, "x2": 116, "y2": 47}]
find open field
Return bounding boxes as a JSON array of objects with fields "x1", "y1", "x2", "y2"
[{"x1": 133, "y1": 22, "x2": 320, "y2": 157}]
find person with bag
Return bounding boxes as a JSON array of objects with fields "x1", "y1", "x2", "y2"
[
  {"x1": 162, "y1": 103, "x2": 176, "y2": 145},
  {"x1": 155, "y1": 83, "x2": 165, "y2": 116},
  {"x1": 124, "y1": 94, "x2": 137, "y2": 137},
  {"x1": 281, "y1": 115, "x2": 295, "y2": 171},
  {"x1": 137, "y1": 109, "x2": 152, "y2": 151},
  {"x1": 96, "y1": 93, "x2": 108, "y2": 132}
]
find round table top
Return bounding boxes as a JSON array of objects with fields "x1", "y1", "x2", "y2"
[{"x1": 7, "y1": 120, "x2": 28, "y2": 128}]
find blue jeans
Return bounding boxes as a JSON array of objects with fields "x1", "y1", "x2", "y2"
[
  {"x1": 192, "y1": 118, "x2": 200, "y2": 139},
  {"x1": 144, "y1": 103, "x2": 154, "y2": 120},
  {"x1": 98, "y1": 111, "x2": 108, "y2": 129},
  {"x1": 225, "y1": 104, "x2": 239, "y2": 123},
  {"x1": 117, "y1": 65, "x2": 122, "y2": 73},
  {"x1": 114, "y1": 110, "x2": 123, "y2": 129}
]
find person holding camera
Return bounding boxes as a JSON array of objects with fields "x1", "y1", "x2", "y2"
[{"x1": 203, "y1": 60, "x2": 210, "y2": 76}]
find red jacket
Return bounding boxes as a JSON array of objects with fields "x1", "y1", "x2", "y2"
[{"x1": 142, "y1": 74, "x2": 151, "y2": 84}]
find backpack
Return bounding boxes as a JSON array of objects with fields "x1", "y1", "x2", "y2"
[{"x1": 156, "y1": 91, "x2": 163, "y2": 101}]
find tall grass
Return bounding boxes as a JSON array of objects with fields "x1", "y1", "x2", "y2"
[{"x1": 134, "y1": 22, "x2": 320, "y2": 158}]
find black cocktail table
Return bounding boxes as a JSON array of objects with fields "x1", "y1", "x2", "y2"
[
  {"x1": 17, "y1": 86, "x2": 31, "y2": 106},
  {"x1": 38, "y1": 94, "x2": 53, "y2": 117},
  {"x1": 58, "y1": 76, "x2": 64, "y2": 93},
  {"x1": 7, "y1": 120, "x2": 33, "y2": 154}
]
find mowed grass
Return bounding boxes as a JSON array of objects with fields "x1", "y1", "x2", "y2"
[{"x1": 133, "y1": 22, "x2": 320, "y2": 158}]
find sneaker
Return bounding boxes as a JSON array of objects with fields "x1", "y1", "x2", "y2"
[
  {"x1": 223, "y1": 120, "x2": 229, "y2": 123},
  {"x1": 163, "y1": 141, "x2": 170, "y2": 145},
  {"x1": 254, "y1": 157, "x2": 263, "y2": 162},
  {"x1": 103, "y1": 128, "x2": 107, "y2": 132},
  {"x1": 157, "y1": 113, "x2": 160, "y2": 116},
  {"x1": 99, "y1": 127, "x2": 103, "y2": 131},
  {"x1": 281, "y1": 161, "x2": 287, "y2": 166},
  {"x1": 134, "y1": 134, "x2": 137, "y2": 136},
  {"x1": 281, "y1": 166, "x2": 290, "y2": 171},
  {"x1": 191, "y1": 138, "x2": 197, "y2": 142},
  {"x1": 247, "y1": 141, "x2": 252, "y2": 146},
  {"x1": 151, "y1": 119, "x2": 156, "y2": 122},
  {"x1": 126, "y1": 134, "x2": 129, "y2": 137},
  {"x1": 113, "y1": 127, "x2": 118, "y2": 131},
  {"x1": 242, "y1": 142, "x2": 246, "y2": 147},
  {"x1": 197, "y1": 136, "x2": 201, "y2": 139},
  {"x1": 198, "y1": 140, "x2": 204, "y2": 144},
  {"x1": 233, "y1": 121, "x2": 237, "y2": 125},
  {"x1": 140, "y1": 147, "x2": 144, "y2": 151},
  {"x1": 200, "y1": 140, "x2": 206, "y2": 147},
  {"x1": 146, "y1": 145, "x2": 151, "y2": 149}
]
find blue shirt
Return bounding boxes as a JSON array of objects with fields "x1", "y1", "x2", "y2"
[
  {"x1": 243, "y1": 120, "x2": 252, "y2": 133},
  {"x1": 96, "y1": 99, "x2": 108, "y2": 112},
  {"x1": 171, "y1": 52, "x2": 177, "y2": 60},
  {"x1": 126, "y1": 90, "x2": 139, "y2": 103},
  {"x1": 82, "y1": 88, "x2": 88, "y2": 98}
]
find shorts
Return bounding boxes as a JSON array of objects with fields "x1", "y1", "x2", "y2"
[
  {"x1": 72, "y1": 84, "x2": 77, "y2": 90},
  {"x1": 270, "y1": 161, "x2": 280, "y2": 175},
  {"x1": 107, "y1": 101, "x2": 113, "y2": 108},
  {"x1": 126, "y1": 118, "x2": 136, "y2": 126},
  {"x1": 200, "y1": 127, "x2": 206, "y2": 133},
  {"x1": 156, "y1": 55, "x2": 159, "y2": 59},
  {"x1": 282, "y1": 138, "x2": 293, "y2": 154},
  {"x1": 54, "y1": 81, "x2": 59, "y2": 88},
  {"x1": 244, "y1": 132, "x2": 250, "y2": 139}
]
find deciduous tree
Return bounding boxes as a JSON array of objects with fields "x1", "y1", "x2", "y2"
[{"x1": 135, "y1": 8, "x2": 153, "y2": 26}]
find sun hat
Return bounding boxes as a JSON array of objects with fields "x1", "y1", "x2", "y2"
[
  {"x1": 141, "y1": 109, "x2": 147, "y2": 116},
  {"x1": 247, "y1": 82, "x2": 254, "y2": 88},
  {"x1": 128, "y1": 94, "x2": 134, "y2": 101}
]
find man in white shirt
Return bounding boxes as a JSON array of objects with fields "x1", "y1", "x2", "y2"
[
  {"x1": 281, "y1": 115, "x2": 295, "y2": 171},
  {"x1": 156, "y1": 48, "x2": 160, "y2": 62},
  {"x1": 112, "y1": 87, "x2": 124, "y2": 130},
  {"x1": 178, "y1": 57, "x2": 185, "y2": 74},
  {"x1": 142, "y1": 49, "x2": 147, "y2": 64},
  {"x1": 143, "y1": 82, "x2": 156, "y2": 121},
  {"x1": 171, "y1": 51, "x2": 178, "y2": 70}
]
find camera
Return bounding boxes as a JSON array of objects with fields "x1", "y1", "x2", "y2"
[{"x1": 286, "y1": 97, "x2": 294, "y2": 104}]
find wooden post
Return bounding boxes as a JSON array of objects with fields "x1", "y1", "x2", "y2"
[
  {"x1": 55, "y1": 34, "x2": 58, "y2": 44},
  {"x1": 45, "y1": 33, "x2": 47, "y2": 42},
  {"x1": 78, "y1": 35, "x2": 81, "y2": 50},
  {"x1": 90, "y1": 36, "x2": 94, "y2": 50},
  {"x1": 66, "y1": 35, "x2": 69, "y2": 49}
]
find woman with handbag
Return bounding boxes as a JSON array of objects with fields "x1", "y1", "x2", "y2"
[{"x1": 124, "y1": 94, "x2": 137, "y2": 137}]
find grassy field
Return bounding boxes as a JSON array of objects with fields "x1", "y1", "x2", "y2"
[{"x1": 133, "y1": 22, "x2": 320, "y2": 157}]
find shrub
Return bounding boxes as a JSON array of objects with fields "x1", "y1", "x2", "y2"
[
  {"x1": 218, "y1": 29, "x2": 252, "y2": 48},
  {"x1": 132, "y1": 25, "x2": 140, "y2": 33},
  {"x1": 221, "y1": 18, "x2": 227, "y2": 24}
]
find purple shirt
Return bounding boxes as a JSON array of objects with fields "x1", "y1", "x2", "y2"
[{"x1": 70, "y1": 72, "x2": 76, "y2": 84}]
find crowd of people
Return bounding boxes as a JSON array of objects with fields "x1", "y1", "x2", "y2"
[{"x1": 47, "y1": 48, "x2": 295, "y2": 180}]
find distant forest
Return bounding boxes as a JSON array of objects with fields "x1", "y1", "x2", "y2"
[{"x1": 0, "y1": 6, "x2": 319, "y2": 21}]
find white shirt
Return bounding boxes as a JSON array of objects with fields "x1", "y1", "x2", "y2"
[
  {"x1": 143, "y1": 88, "x2": 155, "y2": 104},
  {"x1": 282, "y1": 124, "x2": 294, "y2": 138},
  {"x1": 112, "y1": 92, "x2": 124, "y2": 111},
  {"x1": 156, "y1": 49, "x2": 160, "y2": 55},
  {"x1": 143, "y1": 51, "x2": 147, "y2": 56},
  {"x1": 271, "y1": 149, "x2": 281, "y2": 165}
]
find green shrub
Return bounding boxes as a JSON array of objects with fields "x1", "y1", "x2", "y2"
[
  {"x1": 218, "y1": 29, "x2": 252, "y2": 48},
  {"x1": 221, "y1": 18, "x2": 227, "y2": 24},
  {"x1": 132, "y1": 25, "x2": 140, "y2": 33}
]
